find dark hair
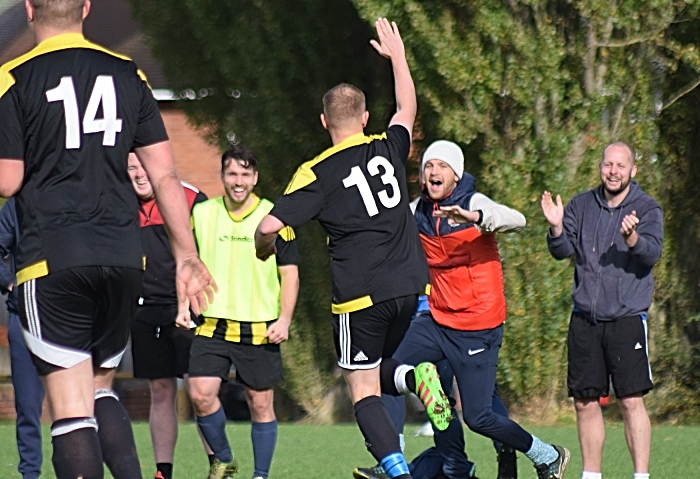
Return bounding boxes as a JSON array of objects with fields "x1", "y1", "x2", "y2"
[
  {"x1": 221, "y1": 145, "x2": 257, "y2": 173},
  {"x1": 602, "y1": 142, "x2": 636, "y2": 164},
  {"x1": 322, "y1": 83, "x2": 366, "y2": 128}
]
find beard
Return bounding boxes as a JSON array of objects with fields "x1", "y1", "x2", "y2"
[{"x1": 602, "y1": 175, "x2": 631, "y2": 195}]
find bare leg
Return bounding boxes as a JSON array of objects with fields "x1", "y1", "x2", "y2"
[
  {"x1": 150, "y1": 377, "x2": 178, "y2": 463},
  {"x1": 183, "y1": 375, "x2": 214, "y2": 455},
  {"x1": 574, "y1": 397, "x2": 605, "y2": 472},
  {"x1": 618, "y1": 393, "x2": 650, "y2": 473}
]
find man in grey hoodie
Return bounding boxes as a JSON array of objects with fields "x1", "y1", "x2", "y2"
[{"x1": 541, "y1": 142, "x2": 663, "y2": 479}]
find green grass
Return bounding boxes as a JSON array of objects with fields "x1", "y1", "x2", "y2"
[{"x1": 0, "y1": 421, "x2": 696, "y2": 478}]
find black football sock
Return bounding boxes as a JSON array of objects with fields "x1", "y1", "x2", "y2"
[
  {"x1": 51, "y1": 417, "x2": 104, "y2": 479},
  {"x1": 94, "y1": 389, "x2": 143, "y2": 479},
  {"x1": 354, "y1": 395, "x2": 402, "y2": 461}
]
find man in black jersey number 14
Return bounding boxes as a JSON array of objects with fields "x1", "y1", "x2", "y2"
[
  {"x1": 0, "y1": 2, "x2": 217, "y2": 478},
  {"x1": 256, "y1": 19, "x2": 450, "y2": 479}
]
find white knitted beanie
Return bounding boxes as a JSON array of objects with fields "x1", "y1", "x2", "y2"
[{"x1": 421, "y1": 140, "x2": 464, "y2": 179}]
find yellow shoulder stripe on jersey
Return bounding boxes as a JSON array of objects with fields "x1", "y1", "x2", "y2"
[
  {"x1": 226, "y1": 194, "x2": 261, "y2": 222},
  {"x1": 0, "y1": 33, "x2": 149, "y2": 98},
  {"x1": 142, "y1": 255, "x2": 147, "y2": 271},
  {"x1": 279, "y1": 226, "x2": 295, "y2": 242},
  {"x1": 331, "y1": 295, "x2": 373, "y2": 314},
  {"x1": 284, "y1": 131, "x2": 389, "y2": 195},
  {"x1": 16, "y1": 260, "x2": 49, "y2": 285},
  {"x1": 0, "y1": 69, "x2": 15, "y2": 99}
]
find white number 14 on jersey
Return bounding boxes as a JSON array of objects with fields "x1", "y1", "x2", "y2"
[{"x1": 46, "y1": 75, "x2": 123, "y2": 149}]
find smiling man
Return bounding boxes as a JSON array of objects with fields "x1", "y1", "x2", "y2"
[
  {"x1": 188, "y1": 145, "x2": 299, "y2": 479},
  {"x1": 355, "y1": 140, "x2": 570, "y2": 479},
  {"x1": 542, "y1": 142, "x2": 663, "y2": 479}
]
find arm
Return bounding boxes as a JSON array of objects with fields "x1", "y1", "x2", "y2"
[
  {"x1": 255, "y1": 214, "x2": 286, "y2": 261},
  {"x1": 622, "y1": 205, "x2": 663, "y2": 267},
  {"x1": 0, "y1": 159, "x2": 23, "y2": 198},
  {"x1": 546, "y1": 197, "x2": 577, "y2": 260},
  {"x1": 134, "y1": 141, "x2": 217, "y2": 314},
  {"x1": 266, "y1": 264, "x2": 299, "y2": 344},
  {"x1": 370, "y1": 19, "x2": 416, "y2": 137},
  {"x1": 0, "y1": 200, "x2": 16, "y2": 293},
  {"x1": 434, "y1": 193, "x2": 526, "y2": 233}
]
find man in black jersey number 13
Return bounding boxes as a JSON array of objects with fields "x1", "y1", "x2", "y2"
[
  {"x1": 256, "y1": 19, "x2": 450, "y2": 479},
  {"x1": 0, "y1": 2, "x2": 217, "y2": 478}
]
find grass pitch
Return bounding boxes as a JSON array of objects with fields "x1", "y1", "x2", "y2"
[{"x1": 0, "y1": 421, "x2": 695, "y2": 478}]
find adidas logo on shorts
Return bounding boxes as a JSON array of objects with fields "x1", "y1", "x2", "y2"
[{"x1": 353, "y1": 351, "x2": 369, "y2": 362}]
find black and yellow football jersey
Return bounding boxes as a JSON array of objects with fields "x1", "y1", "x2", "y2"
[
  {"x1": 0, "y1": 33, "x2": 168, "y2": 284},
  {"x1": 270, "y1": 124, "x2": 429, "y2": 314}
]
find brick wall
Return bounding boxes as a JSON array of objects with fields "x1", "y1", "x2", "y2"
[{"x1": 161, "y1": 107, "x2": 224, "y2": 200}]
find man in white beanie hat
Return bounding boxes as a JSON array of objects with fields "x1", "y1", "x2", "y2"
[{"x1": 358, "y1": 140, "x2": 570, "y2": 479}]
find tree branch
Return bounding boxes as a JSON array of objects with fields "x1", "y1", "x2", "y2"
[{"x1": 661, "y1": 76, "x2": 700, "y2": 112}]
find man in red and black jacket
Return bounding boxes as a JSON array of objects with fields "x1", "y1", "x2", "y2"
[{"x1": 127, "y1": 153, "x2": 210, "y2": 479}]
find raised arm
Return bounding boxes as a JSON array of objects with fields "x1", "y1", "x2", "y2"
[
  {"x1": 134, "y1": 140, "x2": 217, "y2": 314},
  {"x1": 370, "y1": 18, "x2": 416, "y2": 137}
]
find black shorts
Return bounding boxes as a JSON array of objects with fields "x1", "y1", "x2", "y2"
[
  {"x1": 567, "y1": 312, "x2": 653, "y2": 398},
  {"x1": 18, "y1": 266, "x2": 142, "y2": 375},
  {"x1": 131, "y1": 305, "x2": 195, "y2": 379},
  {"x1": 333, "y1": 294, "x2": 417, "y2": 370},
  {"x1": 188, "y1": 335, "x2": 284, "y2": 390}
]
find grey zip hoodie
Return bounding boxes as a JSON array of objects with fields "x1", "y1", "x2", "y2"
[{"x1": 547, "y1": 181, "x2": 663, "y2": 322}]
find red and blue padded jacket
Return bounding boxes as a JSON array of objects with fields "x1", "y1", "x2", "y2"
[{"x1": 413, "y1": 174, "x2": 506, "y2": 331}]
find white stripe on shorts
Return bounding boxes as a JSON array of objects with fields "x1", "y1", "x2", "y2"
[
  {"x1": 23, "y1": 279, "x2": 41, "y2": 338},
  {"x1": 340, "y1": 313, "x2": 350, "y2": 366},
  {"x1": 642, "y1": 317, "x2": 653, "y2": 382},
  {"x1": 100, "y1": 347, "x2": 127, "y2": 369},
  {"x1": 22, "y1": 328, "x2": 91, "y2": 368}
]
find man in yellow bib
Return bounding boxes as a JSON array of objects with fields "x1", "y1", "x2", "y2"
[{"x1": 188, "y1": 145, "x2": 299, "y2": 479}]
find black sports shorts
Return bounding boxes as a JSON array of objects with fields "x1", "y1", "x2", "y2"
[
  {"x1": 333, "y1": 294, "x2": 417, "y2": 370},
  {"x1": 131, "y1": 305, "x2": 195, "y2": 379},
  {"x1": 18, "y1": 266, "x2": 142, "y2": 375},
  {"x1": 188, "y1": 334, "x2": 284, "y2": 391},
  {"x1": 567, "y1": 311, "x2": 653, "y2": 398}
]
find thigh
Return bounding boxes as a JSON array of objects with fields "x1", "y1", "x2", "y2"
[
  {"x1": 19, "y1": 268, "x2": 100, "y2": 374},
  {"x1": 604, "y1": 315, "x2": 653, "y2": 398},
  {"x1": 189, "y1": 335, "x2": 234, "y2": 381},
  {"x1": 333, "y1": 302, "x2": 393, "y2": 370},
  {"x1": 230, "y1": 342, "x2": 284, "y2": 391},
  {"x1": 392, "y1": 312, "x2": 445, "y2": 366},
  {"x1": 449, "y1": 327, "x2": 501, "y2": 418},
  {"x1": 382, "y1": 294, "x2": 418, "y2": 358},
  {"x1": 567, "y1": 312, "x2": 608, "y2": 398},
  {"x1": 92, "y1": 267, "x2": 142, "y2": 369},
  {"x1": 130, "y1": 311, "x2": 179, "y2": 380}
]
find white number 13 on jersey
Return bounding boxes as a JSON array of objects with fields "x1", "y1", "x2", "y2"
[
  {"x1": 343, "y1": 156, "x2": 401, "y2": 217},
  {"x1": 46, "y1": 75, "x2": 123, "y2": 149}
]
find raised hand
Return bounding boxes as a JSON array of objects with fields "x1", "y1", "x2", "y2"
[
  {"x1": 620, "y1": 210, "x2": 639, "y2": 247},
  {"x1": 541, "y1": 191, "x2": 564, "y2": 237},
  {"x1": 370, "y1": 18, "x2": 405, "y2": 61},
  {"x1": 433, "y1": 205, "x2": 480, "y2": 225}
]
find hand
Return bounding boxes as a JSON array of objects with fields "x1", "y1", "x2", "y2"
[
  {"x1": 620, "y1": 210, "x2": 639, "y2": 247},
  {"x1": 433, "y1": 205, "x2": 480, "y2": 225},
  {"x1": 174, "y1": 303, "x2": 193, "y2": 330},
  {"x1": 265, "y1": 319, "x2": 290, "y2": 344},
  {"x1": 176, "y1": 255, "x2": 217, "y2": 316},
  {"x1": 256, "y1": 242, "x2": 277, "y2": 262},
  {"x1": 541, "y1": 191, "x2": 564, "y2": 237},
  {"x1": 370, "y1": 18, "x2": 405, "y2": 61},
  {"x1": 7, "y1": 283, "x2": 12, "y2": 292}
]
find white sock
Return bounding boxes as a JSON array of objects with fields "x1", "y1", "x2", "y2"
[
  {"x1": 582, "y1": 472, "x2": 602, "y2": 479},
  {"x1": 394, "y1": 364, "x2": 414, "y2": 394},
  {"x1": 399, "y1": 433, "x2": 405, "y2": 453},
  {"x1": 633, "y1": 473, "x2": 649, "y2": 479}
]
